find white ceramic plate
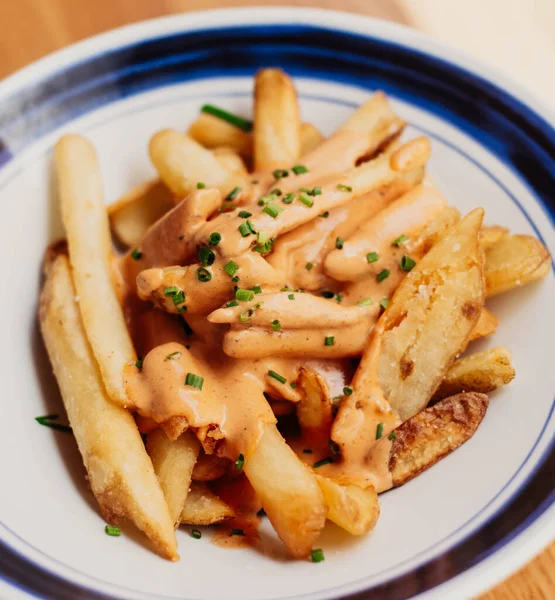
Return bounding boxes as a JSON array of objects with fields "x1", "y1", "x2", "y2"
[{"x1": 0, "y1": 8, "x2": 554, "y2": 600}]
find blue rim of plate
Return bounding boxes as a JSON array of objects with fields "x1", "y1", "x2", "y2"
[{"x1": 0, "y1": 17, "x2": 554, "y2": 600}]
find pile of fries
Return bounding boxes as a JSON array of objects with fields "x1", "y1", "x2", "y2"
[{"x1": 39, "y1": 69, "x2": 551, "y2": 562}]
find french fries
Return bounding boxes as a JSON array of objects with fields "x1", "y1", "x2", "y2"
[
  {"x1": 147, "y1": 429, "x2": 200, "y2": 526},
  {"x1": 432, "y1": 347, "x2": 515, "y2": 401},
  {"x1": 188, "y1": 112, "x2": 252, "y2": 157},
  {"x1": 192, "y1": 453, "x2": 230, "y2": 481},
  {"x1": 39, "y1": 255, "x2": 177, "y2": 559},
  {"x1": 300, "y1": 122, "x2": 324, "y2": 155},
  {"x1": 297, "y1": 368, "x2": 333, "y2": 439},
  {"x1": 387, "y1": 392, "x2": 489, "y2": 489},
  {"x1": 244, "y1": 425, "x2": 327, "y2": 558},
  {"x1": 56, "y1": 135, "x2": 135, "y2": 407},
  {"x1": 470, "y1": 307, "x2": 499, "y2": 340},
  {"x1": 180, "y1": 482, "x2": 235, "y2": 525}
]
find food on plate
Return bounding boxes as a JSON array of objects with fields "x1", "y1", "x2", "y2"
[{"x1": 39, "y1": 68, "x2": 550, "y2": 562}]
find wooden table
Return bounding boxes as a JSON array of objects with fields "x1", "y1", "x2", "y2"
[{"x1": 1, "y1": 1, "x2": 553, "y2": 598}]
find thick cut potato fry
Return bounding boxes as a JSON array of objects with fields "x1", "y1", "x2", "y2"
[
  {"x1": 244, "y1": 424, "x2": 327, "y2": 558},
  {"x1": 147, "y1": 429, "x2": 201, "y2": 526},
  {"x1": 387, "y1": 392, "x2": 489, "y2": 490},
  {"x1": 297, "y1": 368, "x2": 333, "y2": 437},
  {"x1": 485, "y1": 234, "x2": 550, "y2": 296},
  {"x1": 188, "y1": 112, "x2": 253, "y2": 156},
  {"x1": 316, "y1": 476, "x2": 380, "y2": 535},
  {"x1": 180, "y1": 482, "x2": 235, "y2": 525},
  {"x1": 55, "y1": 135, "x2": 135, "y2": 407},
  {"x1": 212, "y1": 147, "x2": 249, "y2": 174},
  {"x1": 479, "y1": 225, "x2": 509, "y2": 249},
  {"x1": 469, "y1": 307, "x2": 498, "y2": 341},
  {"x1": 108, "y1": 179, "x2": 174, "y2": 247},
  {"x1": 149, "y1": 130, "x2": 246, "y2": 199},
  {"x1": 432, "y1": 347, "x2": 515, "y2": 401},
  {"x1": 300, "y1": 122, "x2": 324, "y2": 155},
  {"x1": 253, "y1": 69, "x2": 301, "y2": 171},
  {"x1": 192, "y1": 453, "x2": 230, "y2": 481},
  {"x1": 39, "y1": 255, "x2": 177, "y2": 560}
]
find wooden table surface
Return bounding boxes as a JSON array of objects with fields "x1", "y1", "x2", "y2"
[{"x1": 1, "y1": 1, "x2": 553, "y2": 598}]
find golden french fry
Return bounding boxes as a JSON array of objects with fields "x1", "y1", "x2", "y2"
[
  {"x1": 188, "y1": 112, "x2": 252, "y2": 157},
  {"x1": 316, "y1": 476, "x2": 380, "y2": 535},
  {"x1": 192, "y1": 453, "x2": 230, "y2": 481},
  {"x1": 253, "y1": 69, "x2": 301, "y2": 171},
  {"x1": 39, "y1": 255, "x2": 177, "y2": 560},
  {"x1": 479, "y1": 225, "x2": 509, "y2": 249},
  {"x1": 470, "y1": 307, "x2": 498, "y2": 340},
  {"x1": 300, "y1": 122, "x2": 324, "y2": 156},
  {"x1": 297, "y1": 368, "x2": 333, "y2": 436},
  {"x1": 212, "y1": 147, "x2": 249, "y2": 175},
  {"x1": 387, "y1": 392, "x2": 489, "y2": 490},
  {"x1": 180, "y1": 482, "x2": 235, "y2": 525},
  {"x1": 149, "y1": 130, "x2": 246, "y2": 200},
  {"x1": 244, "y1": 424, "x2": 327, "y2": 558},
  {"x1": 485, "y1": 234, "x2": 550, "y2": 296},
  {"x1": 147, "y1": 429, "x2": 200, "y2": 526},
  {"x1": 108, "y1": 179, "x2": 174, "y2": 248},
  {"x1": 55, "y1": 135, "x2": 135, "y2": 407},
  {"x1": 432, "y1": 347, "x2": 515, "y2": 401}
]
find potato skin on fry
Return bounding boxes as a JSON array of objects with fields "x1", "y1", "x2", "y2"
[
  {"x1": 389, "y1": 392, "x2": 488, "y2": 489},
  {"x1": 180, "y1": 482, "x2": 235, "y2": 526}
]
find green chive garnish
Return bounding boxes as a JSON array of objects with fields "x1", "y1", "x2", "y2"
[
  {"x1": 219, "y1": 203, "x2": 236, "y2": 213},
  {"x1": 336, "y1": 183, "x2": 353, "y2": 192},
  {"x1": 130, "y1": 248, "x2": 142, "y2": 260},
  {"x1": 238, "y1": 222, "x2": 252, "y2": 237},
  {"x1": 171, "y1": 291, "x2": 185, "y2": 305},
  {"x1": 250, "y1": 285, "x2": 262, "y2": 295},
  {"x1": 336, "y1": 293, "x2": 343, "y2": 304},
  {"x1": 201, "y1": 104, "x2": 253, "y2": 132},
  {"x1": 208, "y1": 232, "x2": 221, "y2": 246},
  {"x1": 288, "y1": 293, "x2": 295, "y2": 300},
  {"x1": 185, "y1": 373, "x2": 204, "y2": 390},
  {"x1": 268, "y1": 370, "x2": 286, "y2": 384},
  {"x1": 226, "y1": 187, "x2": 241, "y2": 201},
  {"x1": 311, "y1": 549, "x2": 325, "y2": 563},
  {"x1": 329, "y1": 440, "x2": 340, "y2": 455},
  {"x1": 380, "y1": 298, "x2": 390, "y2": 310},
  {"x1": 272, "y1": 169, "x2": 289, "y2": 180},
  {"x1": 34, "y1": 415, "x2": 73, "y2": 434},
  {"x1": 292, "y1": 165, "x2": 308, "y2": 175},
  {"x1": 392, "y1": 234, "x2": 409, "y2": 247},
  {"x1": 166, "y1": 352, "x2": 182, "y2": 360},
  {"x1": 367, "y1": 252, "x2": 379, "y2": 263},
  {"x1": 299, "y1": 192, "x2": 314, "y2": 208},
  {"x1": 324, "y1": 336, "x2": 335, "y2": 346},
  {"x1": 388, "y1": 432, "x2": 397, "y2": 441},
  {"x1": 319, "y1": 211, "x2": 329, "y2": 218},
  {"x1": 235, "y1": 453, "x2": 245, "y2": 470},
  {"x1": 401, "y1": 255, "x2": 416, "y2": 271},
  {"x1": 198, "y1": 246, "x2": 215, "y2": 266},
  {"x1": 196, "y1": 182, "x2": 206, "y2": 189},
  {"x1": 322, "y1": 291, "x2": 335, "y2": 299},
  {"x1": 263, "y1": 203, "x2": 283, "y2": 219},
  {"x1": 105, "y1": 525, "x2": 121, "y2": 537},
  {"x1": 290, "y1": 382, "x2": 297, "y2": 389},
  {"x1": 238, "y1": 210, "x2": 252, "y2": 218},
  {"x1": 225, "y1": 300, "x2": 239, "y2": 307},
  {"x1": 376, "y1": 423, "x2": 384, "y2": 439},
  {"x1": 270, "y1": 188, "x2": 282, "y2": 196},
  {"x1": 357, "y1": 297, "x2": 374, "y2": 306},
  {"x1": 191, "y1": 529, "x2": 202, "y2": 539},
  {"x1": 335, "y1": 237, "x2": 344, "y2": 250},
  {"x1": 239, "y1": 308, "x2": 254, "y2": 323},
  {"x1": 196, "y1": 267, "x2": 212, "y2": 282},
  {"x1": 135, "y1": 357, "x2": 144, "y2": 370},
  {"x1": 343, "y1": 386, "x2": 353, "y2": 396},
  {"x1": 164, "y1": 286, "x2": 179, "y2": 297},
  {"x1": 377, "y1": 269, "x2": 390, "y2": 282},
  {"x1": 271, "y1": 319, "x2": 281, "y2": 331},
  {"x1": 310, "y1": 187, "x2": 322, "y2": 196},
  {"x1": 313, "y1": 457, "x2": 333, "y2": 468},
  {"x1": 236, "y1": 288, "x2": 255, "y2": 302},
  {"x1": 224, "y1": 260, "x2": 238, "y2": 277},
  {"x1": 305, "y1": 262, "x2": 313, "y2": 271},
  {"x1": 282, "y1": 193, "x2": 295, "y2": 204}
]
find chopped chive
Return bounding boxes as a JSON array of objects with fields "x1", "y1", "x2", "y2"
[
  {"x1": 377, "y1": 269, "x2": 390, "y2": 282},
  {"x1": 305, "y1": 262, "x2": 313, "y2": 271},
  {"x1": 392, "y1": 234, "x2": 409, "y2": 247},
  {"x1": 299, "y1": 187, "x2": 311, "y2": 193},
  {"x1": 224, "y1": 260, "x2": 239, "y2": 277},
  {"x1": 319, "y1": 211, "x2": 329, "y2": 218},
  {"x1": 130, "y1": 248, "x2": 142, "y2": 260},
  {"x1": 337, "y1": 183, "x2": 353, "y2": 192},
  {"x1": 282, "y1": 193, "x2": 295, "y2": 204},
  {"x1": 253, "y1": 301, "x2": 264, "y2": 310},
  {"x1": 380, "y1": 298, "x2": 390, "y2": 310},
  {"x1": 288, "y1": 293, "x2": 295, "y2": 300},
  {"x1": 226, "y1": 187, "x2": 241, "y2": 201},
  {"x1": 196, "y1": 267, "x2": 212, "y2": 282},
  {"x1": 343, "y1": 386, "x2": 353, "y2": 396},
  {"x1": 166, "y1": 351, "x2": 182, "y2": 360},
  {"x1": 268, "y1": 370, "x2": 286, "y2": 384},
  {"x1": 236, "y1": 288, "x2": 255, "y2": 302},
  {"x1": 250, "y1": 285, "x2": 262, "y2": 295},
  {"x1": 238, "y1": 210, "x2": 252, "y2": 218},
  {"x1": 201, "y1": 104, "x2": 253, "y2": 132},
  {"x1": 171, "y1": 291, "x2": 185, "y2": 305},
  {"x1": 257, "y1": 230, "x2": 268, "y2": 245},
  {"x1": 270, "y1": 188, "x2": 282, "y2": 196},
  {"x1": 388, "y1": 432, "x2": 397, "y2": 441},
  {"x1": 105, "y1": 525, "x2": 121, "y2": 537},
  {"x1": 164, "y1": 286, "x2": 179, "y2": 297},
  {"x1": 335, "y1": 293, "x2": 343, "y2": 304},
  {"x1": 219, "y1": 203, "x2": 236, "y2": 213},
  {"x1": 35, "y1": 415, "x2": 73, "y2": 434},
  {"x1": 376, "y1": 423, "x2": 384, "y2": 440},
  {"x1": 302, "y1": 448, "x2": 313, "y2": 454},
  {"x1": 232, "y1": 276, "x2": 240, "y2": 283},
  {"x1": 290, "y1": 382, "x2": 297, "y2": 389},
  {"x1": 357, "y1": 297, "x2": 374, "y2": 307},
  {"x1": 198, "y1": 246, "x2": 215, "y2": 266},
  {"x1": 258, "y1": 194, "x2": 276, "y2": 206},
  {"x1": 322, "y1": 290, "x2": 335, "y2": 299},
  {"x1": 185, "y1": 373, "x2": 204, "y2": 390},
  {"x1": 239, "y1": 308, "x2": 254, "y2": 323},
  {"x1": 329, "y1": 440, "x2": 340, "y2": 455},
  {"x1": 225, "y1": 300, "x2": 239, "y2": 307},
  {"x1": 230, "y1": 528, "x2": 245, "y2": 536},
  {"x1": 263, "y1": 202, "x2": 283, "y2": 219},
  {"x1": 251, "y1": 179, "x2": 259, "y2": 184},
  {"x1": 292, "y1": 164, "x2": 309, "y2": 175},
  {"x1": 177, "y1": 306, "x2": 188, "y2": 313},
  {"x1": 235, "y1": 453, "x2": 245, "y2": 470},
  {"x1": 208, "y1": 232, "x2": 221, "y2": 246},
  {"x1": 238, "y1": 222, "x2": 252, "y2": 237},
  {"x1": 191, "y1": 529, "x2": 202, "y2": 539},
  {"x1": 335, "y1": 237, "x2": 344, "y2": 250},
  {"x1": 196, "y1": 182, "x2": 206, "y2": 189},
  {"x1": 135, "y1": 357, "x2": 144, "y2": 370},
  {"x1": 272, "y1": 169, "x2": 289, "y2": 180},
  {"x1": 271, "y1": 319, "x2": 281, "y2": 331},
  {"x1": 311, "y1": 549, "x2": 325, "y2": 563},
  {"x1": 310, "y1": 187, "x2": 322, "y2": 196},
  {"x1": 313, "y1": 457, "x2": 334, "y2": 468},
  {"x1": 401, "y1": 255, "x2": 416, "y2": 271},
  {"x1": 299, "y1": 192, "x2": 314, "y2": 208},
  {"x1": 324, "y1": 336, "x2": 335, "y2": 346},
  {"x1": 367, "y1": 252, "x2": 379, "y2": 263},
  {"x1": 254, "y1": 236, "x2": 275, "y2": 254}
]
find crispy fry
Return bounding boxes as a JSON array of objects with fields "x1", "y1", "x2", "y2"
[
  {"x1": 300, "y1": 122, "x2": 324, "y2": 155},
  {"x1": 192, "y1": 453, "x2": 230, "y2": 481},
  {"x1": 188, "y1": 112, "x2": 252, "y2": 157},
  {"x1": 149, "y1": 130, "x2": 246, "y2": 200},
  {"x1": 147, "y1": 429, "x2": 201, "y2": 526},
  {"x1": 316, "y1": 476, "x2": 380, "y2": 535},
  {"x1": 297, "y1": 368, "x2": 333, "y2": 438},
  {"x1": 432, "y1": 347, "x2": 515, "y2": 401},
  {"x1": 212, "y1": 147, "x2": 249, "y2": 175},
  {"x1": 55, "y1": 135, "x2": 135, "y2": 407},
  {"x1": 108, "y1": 179, "x2": 174, "y2": 248},
  {"x1": 479, "y1": 225, "x2": 509, "y2": 249},
  {"x1": 387, "y1": 392, "x2": 489, "y2": 490},
  {"x1": 39, "y1": 255, "x2": 177, "y2": 560},
  {"x1": 485, "y1": 234, "x2": 550, "y2": 296},
  {"x1": 469, "y1": 307, "x2": 498, "y2": 341},
  {"x1": 180, "y1": 482, "x2": 235, "y2": 525},
  {"x1": 244, "y1": 424, "x2": 327, "y2": 558},
  {"x1": 253, "y1": 69, "x2": 301, "y2": 171}
]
